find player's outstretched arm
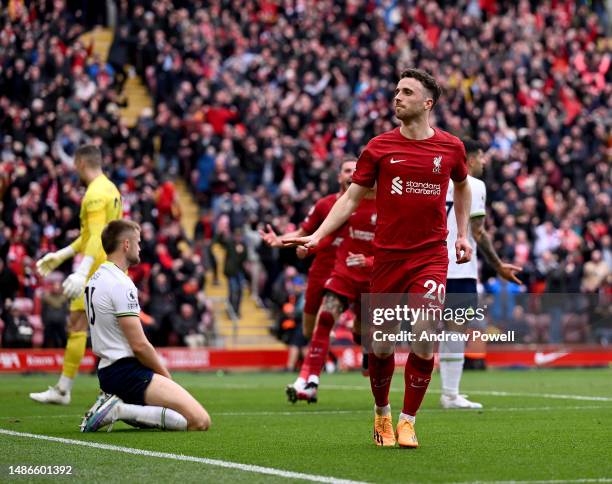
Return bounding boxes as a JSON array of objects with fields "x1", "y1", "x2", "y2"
[
  {"x1": 283, "y1": 183, "x2": 368, "y2": 249},
  {"x1": 453, "y1": 177, "x2": 472, "y2": 264},
  {"x1": 297, "y1": 232, "x2": 337, "y2": 258},
  {"x1": 259, "y1": 225, "x2": 307, "y2": 248},
  {"x1": 36, "y1": 245, "x2": 76, "y2": 277},
  {"x1": 470, "y1": 216, "x2": 522, "y2": 284},
  {"x1": 118, "y1": 315, "x2": 172, "y2": 379},
  {"x1": 69, "y1": 234, "x2": 83, "y2": 253}
]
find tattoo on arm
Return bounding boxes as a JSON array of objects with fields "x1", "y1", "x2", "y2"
[{"x1": 471, "y1": 217, "x2": 502, "y2": 269}]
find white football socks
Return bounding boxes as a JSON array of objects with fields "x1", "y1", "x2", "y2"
[
  {"x1": 439, "y1": 332, "x2": 465, "y2": 398},
  {"x1": 399, "y1": 412, "x2": 415, "y2": 424},
  {"x1": 117, "y1": 404, "x2": 187, "y2": 430},
  {"x1": 57, "y1": 375, "x2": 74, "y2": 393},
  {"x1": 375, "y1": 404, "x2": 391, "y2": 416}
]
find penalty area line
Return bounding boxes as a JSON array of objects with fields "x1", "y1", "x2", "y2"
[{"x1": 0, "y1": 428, "x2": 367, "y2": 484}]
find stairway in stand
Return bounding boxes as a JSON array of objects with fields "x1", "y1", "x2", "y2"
[
  {"x1": 79, "y1": 27, "x2": 113, "y2": 61},
  {"x1": 118, "y1": 69, "x2": 152, "y2": 127},
  {"x1": 79, "y1": 27, "x2": 152, "y2": 127},
  {"x1": 174, "y1": 183, "x2": 281, "y2": 348}
]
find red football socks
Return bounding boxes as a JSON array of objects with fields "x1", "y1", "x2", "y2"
[
  {"x1": 302, "y1": 311, "x2": 335, "y2": 378},
  {"x1": 298, "y1": 353, "x2": 310, "y2": 381},
  {"x1": 402, "y1": 352, "x2": 434, "y2": 416},
  {"x1": 369, "y1": 353, "x2": 395, "y2": 407}
]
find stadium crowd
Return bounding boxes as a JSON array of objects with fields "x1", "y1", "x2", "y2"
[
  {"x1": 1, "y1": 0, "x2": 610, "y2": 348},
  {"x1": 0, "y1": 1, "x2": 213, "y2": 348}
]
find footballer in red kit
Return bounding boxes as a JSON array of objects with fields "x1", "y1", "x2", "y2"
[
  {"x1": 287, "y1": 193, "x2": 376, "y2": 403},
  {"x1": 324, "y1": 196, "x2": 376, "y2": 315},
  {"x1": 284, "y1": 69, "x2": 473, "y2": 449},
  {"x1": 299, "y1": 193, "x2": 344, "y2": 317},
  {"x1": 355, "y1": 127, "x2": 467, "y2": 298},
  {"x1": 259, "y1": 159, "x2": 356, "y2": 392}
]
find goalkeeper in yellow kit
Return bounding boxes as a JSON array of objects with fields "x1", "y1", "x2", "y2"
[{"x1": 30, "y1": 144, "x2": 122, "y2": 405}]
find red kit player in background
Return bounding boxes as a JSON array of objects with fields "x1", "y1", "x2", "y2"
[
  {"x1": 260, "y1": 159, "x2": 356, "y2": 392},
  {"x1": 285, "y1": 69, "x2": 473, "y2": 448},
  {"x1": 287, "y1": 185, "x2": 376, "y2": 404}
]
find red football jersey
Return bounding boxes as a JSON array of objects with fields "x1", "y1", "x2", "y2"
[
  {"x1": 352, "y1": 127, "x2": 467, "y2": 260},
  {"x1": 330, "y1": 197, "x2": 377, "y2": 285},
  {"x1": 300, "y1": 193, "x2": 342, "y2": 279}
]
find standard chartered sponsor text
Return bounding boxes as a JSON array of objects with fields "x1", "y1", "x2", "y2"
[{"x1": 405, "y1": 180, "x2": 441, "y2": 196}]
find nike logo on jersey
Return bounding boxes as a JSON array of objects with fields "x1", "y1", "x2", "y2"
[{"x1": 390, "y1": 158, "x2": 407, "y2": 164}]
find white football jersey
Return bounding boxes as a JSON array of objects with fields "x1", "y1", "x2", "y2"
[
  {"x1": 84, "y1": 262, "x2": 141, "y2": 369},
  {"x1": 446, "y1": 175, "x2": 486, "y2": 280}
]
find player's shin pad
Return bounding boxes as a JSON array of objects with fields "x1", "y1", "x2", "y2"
[{"x1": 62, "y1": 331, "x2": 88, "y2": 379}]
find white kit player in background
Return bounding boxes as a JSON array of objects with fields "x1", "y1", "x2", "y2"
[
  {"x1": 441, "y1": 140, "x2": 522, "y2": 409},
  {"x1": 80, "y1": 219, "x2": 210, "y2": 432}
]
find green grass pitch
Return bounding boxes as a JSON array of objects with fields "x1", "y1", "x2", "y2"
[{"x1": 1, "y1": 369, "x2": 611, "y2": 483}]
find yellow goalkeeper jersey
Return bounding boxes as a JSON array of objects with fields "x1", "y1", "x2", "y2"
[{"x1": 70, "y1": 174, "x2": 122, "y2": 278}]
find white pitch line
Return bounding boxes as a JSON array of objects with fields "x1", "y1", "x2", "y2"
[
  {"x1": 323, "y1": 385, "x2": 612, "y2": 402},
  {"x1": 450, "y1": 479, "x2": 612, "y2": 484},
  {"x1": 0, "y1": 429, "x2": 367, "y2": 484},
  {"x1": 2, "y1": 404, "x2": 611, "y2": 421},
  {"x1": 123, "y1": 382, "x2": 612, "y2": 403},
  {"x1": 0, "y1": 414, "x2": 80, "y2": 420},
  {"x1": 212, "y1": 405, "x2": 612, "y2": 416},
  {"x1": 468, "y1": 391, "x2": 612, "y2": 402}
]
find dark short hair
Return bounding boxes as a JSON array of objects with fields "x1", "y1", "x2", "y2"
[
  {"x1": 75, "y1": 144, "x2": 102, "y2": 168},
  {"x1": 400, "y1": 69, "x2": 442, "y2": 108},
  {"x1": 462, "y1": 138, "x2": 485, "y2": 156},
  {"x1": 101, "y1": 220, "x2": 140, "y2": 254}
]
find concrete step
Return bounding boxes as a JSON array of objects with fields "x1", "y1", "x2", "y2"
[
  {"x1": 122, "y1": 106, "x2": 150, "y2": 114},
  {"x1": 118, "y1": 66, "x2": 153, "y2": 127},
  {"x1": 124, "y1": 82, "x2": 148, "y2": 90},
  {"x1": 123, "y1": 85, "x2": 149, "y2": 93},
  {"x1": 122, "y1": 95, "x2": 152, "y2": 105},
  {"x1": 123, "y1": 85, "x2": 147, "y2": 91},
  {"x1": 217, "y1": 319, "x2": 272, "y2": 329},
  {"x1": 174, "y1": 179, "x2": 199, "y2": 238},
  {"x1": 124, "y1": 90, "x2": 151, "y2": 97},
  {"x1": 125, "y1": 97, "x2": 152, "y2": 105},
  {"x1": 218, "y1": 327, "x2": 271, "y2": 337},
  {"x1": 79, "y1": 27, "x2": 113, "y2": 62}
]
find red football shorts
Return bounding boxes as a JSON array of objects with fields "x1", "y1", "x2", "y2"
[
  {"x1": 324, "y1": 273, "x2": 369, "y2": 318},
  {"x1": 304, "y1": 277, "x2": 327, "y2": 315},
  {"x1": 370, "y1": 244, "x2": 448, "y2": 310}
]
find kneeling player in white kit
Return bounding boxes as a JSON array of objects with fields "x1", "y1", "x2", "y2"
[
  {"x1": 80, "y1": 220, "x2": 210, "y2": 432},
  {"x1": 441, "y1": 139, "x2": 522, "y2": 409}
]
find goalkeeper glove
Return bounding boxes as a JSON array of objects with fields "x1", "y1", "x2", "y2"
[
  {"x1": 62, "y1": 255, "x2": 94, "y2": 299},
  {"x1": 36, "y1": 246, "x2": 75, "y2": 277}
]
